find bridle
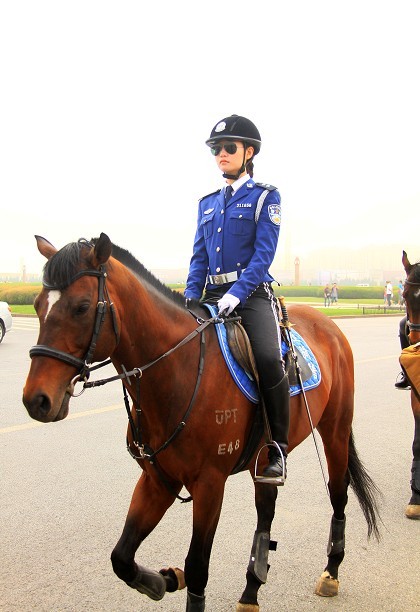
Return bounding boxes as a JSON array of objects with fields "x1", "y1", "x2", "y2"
[
  {"x1": 28, "y1": 264, "x2": 222, "y2": 502},
  {"x1": 29, "y1": 266, "x2": 119, "y2": 385},
  {"x1": 403, "y1": 270, "x2": 420, "y2": 333}
]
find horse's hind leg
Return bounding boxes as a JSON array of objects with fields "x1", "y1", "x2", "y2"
[
  {"x1": 314, "y1": 426, "x2": 350, "y2": 597},
  {"x1": 315, "y1": 424, "x2": 380, "y2": 597},
  {"x1": 111, "y1": 470, "x2": 180, "y2": 601},
  {"x1": 237, "y1": 480, "x2": 278, "y2": 611},
  {"x1": 406, "y1": 404, "x2": 420, "y2": 519}
]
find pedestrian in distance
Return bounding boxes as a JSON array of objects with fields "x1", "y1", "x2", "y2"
[
  {"x1": 398, "y1": 280, "x2": 405, "y2": 307},
  {"x1": 324, "y1": 284, "x2": 331, "y2": 307},
  {"x1": 385, "y1": 280, "x2": 393, "y2": 307}
]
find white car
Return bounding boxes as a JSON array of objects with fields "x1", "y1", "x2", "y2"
[{"x1": 0, "y1": 301, "x2": 12, "y2": 343}]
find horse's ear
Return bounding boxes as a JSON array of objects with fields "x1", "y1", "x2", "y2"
[
  {"x1": 93, "y1": 232, "x2": 112, "y2": 265},
  {"x1": 35, "y1": 235, "x2": 57, "y2": 260},
  {"x1": 402, "y1": 250, "x2": 412, "y2": 276}
]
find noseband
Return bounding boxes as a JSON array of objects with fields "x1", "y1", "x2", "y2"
[{"x1": 29, "y1": 265, "x2": 119, "y2": 382}]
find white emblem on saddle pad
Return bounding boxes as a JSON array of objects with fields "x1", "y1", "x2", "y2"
[
  {"x1": 268, "y1": 204, "x2": 281, "y2": 226},
  {"x1": 215, "y1": 121, "x2": 226, "y2": 133},
  {"x1": 204, "y1": 208, "x2": 214, "y2": 215}
]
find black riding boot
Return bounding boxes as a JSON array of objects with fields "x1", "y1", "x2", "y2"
[
  {"x1": 261, "y1": 375, "x2": 290, "y2": 483},
  {"x1": 395, "y1": 371, "x2": 410, "y2": 389}
]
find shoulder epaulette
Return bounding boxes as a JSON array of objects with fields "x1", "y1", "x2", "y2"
[
  {"x1": 199, "y1": 189, "x2": 221, "y2": 202},
  {"x1": 255, "y1": 182, "x2": 277, "y2": 191}
]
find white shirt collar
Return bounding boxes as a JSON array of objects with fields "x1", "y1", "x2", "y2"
[{"x1": 226, "y1": 174, "x2": 251, "y2": 194}]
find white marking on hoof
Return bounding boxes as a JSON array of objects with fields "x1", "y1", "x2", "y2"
[
  {"x1": 315, "y1": 570, "x2": 339, "y2": 597},
  {"x1": 172, "y1": 567, "x2": 186, "y2": 590},
  {"x1": 405, "y1": 504, "x2": 420, "y2": 519}
]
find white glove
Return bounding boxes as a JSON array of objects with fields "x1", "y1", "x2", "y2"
[{"x1": 217, "y1": 293, "x2": 240, "y2": 315}]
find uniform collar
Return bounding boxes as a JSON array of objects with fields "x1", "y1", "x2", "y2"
[{"x1": 226, "y1": 174, "x2": 252, "y2": 195}]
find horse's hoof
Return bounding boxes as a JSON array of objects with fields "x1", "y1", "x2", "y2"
[
  {"x1": 405, "y1": 504, "x2": 420, "y2": 519},
  {"x1": 159, "y1": 567, "x2": 186, "y2": 590},
  {"x1": 315, "y1": 571, "x2": 339, "y2": 597},
  {"x1": 236, "y1": 604, "x2": 259, "y2": 611},
  {"x1": 128, "y1": 564, "x2": 166, "y2": 600}
]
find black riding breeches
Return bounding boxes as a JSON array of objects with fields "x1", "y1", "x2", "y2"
[
  {"x1": 399, "y1": 315, "x2": 410, "y2": 350},
  {"x1": 203, "y1": 283, "x2": 286, "y2": 389}
]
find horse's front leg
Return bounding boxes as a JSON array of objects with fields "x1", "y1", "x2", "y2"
[
  {"x1": 237, "y1": 478, "x2": 278, "y2": 612},
  {"x1": 111, "y1": 469, "x2": 181, "y2": 601},
  {"x1": 406, "y1": 400, "x2": 420, "y2": 519},
  {"x1": 183, "y1": 476, "x2": 226, "y2": 611}
]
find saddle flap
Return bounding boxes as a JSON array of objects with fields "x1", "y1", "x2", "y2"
[
  {"x1": 283, "y1": 346, "x2": 314, "y2": 386},
  {"x1": 225, "y1": 320, "x2": 259, "y2": 384}
]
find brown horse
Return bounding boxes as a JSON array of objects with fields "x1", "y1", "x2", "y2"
[
  {"x1": 22, "y1": 233, "x2": 380, "y2": 611},
  {"x1": 401, "y1": 251, "x2": 420, "y2": 520}
]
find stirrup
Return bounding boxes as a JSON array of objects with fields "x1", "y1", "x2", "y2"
[{"x1": 254, "y1": 442, "x2": 286, "y2": 486}]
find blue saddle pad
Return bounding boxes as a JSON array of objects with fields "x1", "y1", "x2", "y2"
[{"x1": 203, "y1": 304, "x2": 321, "y2": 403}]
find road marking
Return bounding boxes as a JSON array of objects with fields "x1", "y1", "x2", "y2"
[
  {"x1": 355, "y1": 354, "x2": 398, "y2": 364},
  {"x1": 2, "y1": 355, "x2": 400, "y2": 434},
  {"x1": 0, "y1": 404, "x2": 123, "y2": 434}
]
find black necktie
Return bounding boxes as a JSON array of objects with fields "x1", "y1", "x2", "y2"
[{"x1": 225, "y1": 185, "x2": 233, "y2": 204}]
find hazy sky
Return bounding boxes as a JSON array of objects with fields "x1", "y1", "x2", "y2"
[{"x1": 1, "y1": 1, "x2": 419, "y2": 277}]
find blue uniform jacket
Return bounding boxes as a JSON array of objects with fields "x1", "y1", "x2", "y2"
[{"x1": 185, "y1": 179, "x2": 281, "y2": 305}]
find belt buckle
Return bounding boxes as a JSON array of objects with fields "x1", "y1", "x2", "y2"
[{"x1": 214, "y1": 276, "x2": 223, "y2": 285}]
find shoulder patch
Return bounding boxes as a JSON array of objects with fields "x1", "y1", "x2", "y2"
[
  {"x1": 255, "y1": 182, "x2": 277, "y2": 191},
  {"x1": 199, "y1": 189, "x2": 221, "y2": 202},
  {"x1": 268, "y1": 204, "x2": 281, "y2": 226}
]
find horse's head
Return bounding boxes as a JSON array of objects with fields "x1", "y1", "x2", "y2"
[
  {"x1": 23, "y1": 233, "x2": 119, "y2": 423},
  {"x1": 402, "y1": 250, "x2": 420, "y2": 344}
]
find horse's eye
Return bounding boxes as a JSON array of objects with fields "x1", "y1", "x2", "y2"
[{"x1": 75, "y1": 303, "x2": 90, "y2": 316}]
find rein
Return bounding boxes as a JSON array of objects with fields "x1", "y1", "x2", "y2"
[{"x1": 29, "y1": 265, "x2": 222, "y2": 502}]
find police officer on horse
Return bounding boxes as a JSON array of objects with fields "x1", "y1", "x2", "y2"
[{"x1": 185, "y1": 114, "x2": 290, "y2": 484}]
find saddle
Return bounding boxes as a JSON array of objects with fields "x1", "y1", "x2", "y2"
[{"x1": 225, "y1": 319, "x2": 314, "y2": 387}]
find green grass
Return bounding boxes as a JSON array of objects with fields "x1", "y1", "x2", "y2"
[
  {"x1": 11, "y1": 300, "x2": 403, "y2": 319},
  {"x1": 10, "y1": 305, "x2": 37, "y2": 315}
]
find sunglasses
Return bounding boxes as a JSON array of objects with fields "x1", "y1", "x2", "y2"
[{"x1": 210, "y1": 142, "x2": 243, "y2": 156}]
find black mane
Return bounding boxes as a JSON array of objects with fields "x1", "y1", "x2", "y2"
[
  {"x1": 408, "y1": 261, "x2": 420, "y2": 284},
  {"x1": 43, "y1": 237, "x2": 186, "y2": 308},
  {"x1": 109, "y1": 241, "x2": 186, "y2": 307},
  {"x1": 43, "y1": 239, "x2": 93, "y2": 289}
]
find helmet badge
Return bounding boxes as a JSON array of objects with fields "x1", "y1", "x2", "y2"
[{"x1": 215, "y1": 121, "x2": 226, "y2": 133}]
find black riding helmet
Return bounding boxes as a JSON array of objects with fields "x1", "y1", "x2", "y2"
[{"x1": 206, "y1": 114, "x2": 261, "y2": 179}]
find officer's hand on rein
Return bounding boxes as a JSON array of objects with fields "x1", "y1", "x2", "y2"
[{"x1": 217, "y1": 294, "x2": 240, "y2": 316}]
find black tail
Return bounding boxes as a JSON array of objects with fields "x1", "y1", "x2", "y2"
[{"x1": 348, "y1": 430, "x2": 382, "y2": 540}]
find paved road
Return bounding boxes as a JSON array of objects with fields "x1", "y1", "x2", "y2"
[{"x1": 1, "y1": 315, "x2": 419, "y2": 611}]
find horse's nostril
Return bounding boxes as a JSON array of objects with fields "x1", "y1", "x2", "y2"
[{"x1": 23, "y1": 393, "x2": 51, "y2": 422}]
